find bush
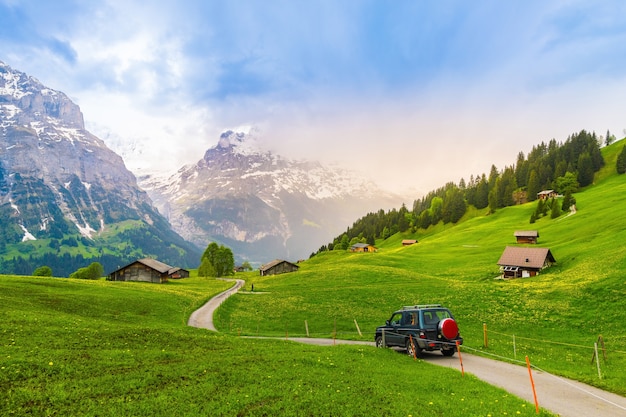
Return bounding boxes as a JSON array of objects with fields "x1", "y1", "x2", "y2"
[
  {"x1": 70, "y1": 262, "x2": 104, "y2": 280},
  {"x1": 33, "y1": 266, "x2": 53, "y2": 277}
]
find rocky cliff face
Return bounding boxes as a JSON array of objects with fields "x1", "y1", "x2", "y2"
[
  {"x1": 140, "y1": 129, "x2": 402, "y2": 265},
  {"x1": 0, "y1": 60, "x2": 199, "y2": 275}
]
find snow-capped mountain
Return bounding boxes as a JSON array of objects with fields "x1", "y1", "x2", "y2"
[
  {"x1": 0, "y1": 60, "x2": 199, "y2": 275},
  {"x1": 140, "y1": 129, "x2": 403, "y2": 264}
]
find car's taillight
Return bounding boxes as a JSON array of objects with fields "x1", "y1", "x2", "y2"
[{"x1": 419, "y1": 332, "x2": 426, "y2": 339}]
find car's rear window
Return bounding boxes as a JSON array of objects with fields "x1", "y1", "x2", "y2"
[{"x1": 422, "y1": 309, "x2": 452, "y2": 325}]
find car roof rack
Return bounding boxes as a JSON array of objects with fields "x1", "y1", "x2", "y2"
[{"x1": 402, "y1": 304, "x2": 443, "y2": 310}]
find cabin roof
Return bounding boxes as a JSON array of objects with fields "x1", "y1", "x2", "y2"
[{"x1": 497, "y1": 246, "x2": 555, "y2": 269}]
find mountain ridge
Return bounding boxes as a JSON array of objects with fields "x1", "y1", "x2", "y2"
[
  {"x1": 0, "y1": 60, "x2": 201, "y2": 275},
  {"x1": 140, "y1": 129, "x2": 404, "y2": 265}
]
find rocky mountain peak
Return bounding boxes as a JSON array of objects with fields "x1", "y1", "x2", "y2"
[
  {"x1": 140, "y1": 128, "x2": 403, "y2": 264},
  {"x1": 1, "y1": 61, "x2": 200, "y2": 274},
  {"x1": 0, "y1": 60, "x2": 84, "y2": 129}
]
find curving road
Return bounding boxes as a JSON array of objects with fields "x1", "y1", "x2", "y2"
[{"x1": 188, "y1": 279, "x2": 626, "y2": 417}]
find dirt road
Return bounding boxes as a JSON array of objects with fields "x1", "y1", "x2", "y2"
[{"x1": 188, "y1": 279, "x2": 626, "y2": 417}]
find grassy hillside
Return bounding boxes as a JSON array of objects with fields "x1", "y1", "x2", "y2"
[
  {"x1": 0, "y1": 276, "x2": 554, "y2": 416},
  {"x1": 217, "y1": 139, "x2": 626, "y2": 395},
  {"x1": 2, "y1": 141, "x2": 624, "y2": 415}
]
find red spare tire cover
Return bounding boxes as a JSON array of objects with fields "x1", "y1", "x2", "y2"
[{"x1": 439, "y1": 318, "x2": 459, "y2": 340}]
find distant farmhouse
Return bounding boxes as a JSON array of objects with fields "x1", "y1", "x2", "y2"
[
  {"x1": 108, "y1": 258, "x2": 189, "y2": 283},
  {"x1": 259, "y1": 259, "x2": 299, "y2": 276},
  {"x1": 514, "y1": 230, "x2": 539, "y2": 244},
  {"x1": 537, "y1": 190, "x2": 558, "y2": 200},
  {"x1": 402, "y1": 239, "x2": 418, "y2": 246},
  {"x1": 350, "y1": 243, "x2": 377, "y2": 253},
  {"x1": 497, "y1": 246, "x2": 556, "y2": 279}
]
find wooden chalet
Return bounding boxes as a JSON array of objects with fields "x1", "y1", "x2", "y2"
[
  {"x1": 497, "y1": 246, "x2": 556, "y2": 278},
  {"x1": 402, "y1": 239, "x2": 418, "y2": 246},
  {"x1": 108, "y1": 258, "x2": 189, "y2": 283},
  {"x1": 514, "y1": 230, "x2": 539, "y2": 244},
  {"x1": 349, "y1": 243, "x2": 378, "y2": 253},
  {"x1": 259, "y1": 259, "x2": 299, "y2": 276},
  {"x1": 537, "y1": 190, "x2": 558, "y2": 200}
]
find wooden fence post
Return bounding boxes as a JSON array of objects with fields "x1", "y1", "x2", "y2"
[{"x1": 483, "y1": 323, "x2": 488, "y2": 348}]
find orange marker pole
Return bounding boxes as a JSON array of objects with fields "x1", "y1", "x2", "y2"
[
  {"x1": 409, "y1": 335, "x2": 417, "y2": 361},
  {"x1": 456, "y1": 341, "x2": 464, "y2": 377},
  {"x1": 526, "y1": 356, "x2": 540, "y2": 414}
]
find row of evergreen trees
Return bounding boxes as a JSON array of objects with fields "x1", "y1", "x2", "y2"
[{"x1": 316, "y1": 130, "x2": 612, "y2": 254}]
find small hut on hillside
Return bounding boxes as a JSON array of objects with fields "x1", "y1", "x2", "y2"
[
  {"x1": 108, "y1": 258, "x2": 189, "y2": 283},
  {"x1": 259, "y1": 259, "x2": 299, "y2": 276},
  {"x1": 497, "y1": 246, "x2": 556, "y2": 278},
  {"x1": 514, "y1": 230, "x2": 539, "y2": 244},
  {"x1": 349, "y1": 243, "x2": 377, "y2": 252}
]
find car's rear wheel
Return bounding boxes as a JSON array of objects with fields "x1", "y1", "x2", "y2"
[
  {"x1": 405, "y1": 338, "x2": 419, "y2": 357},
  {"x1": 375, "y1": 336, "x2": 385, "y2": 348}
]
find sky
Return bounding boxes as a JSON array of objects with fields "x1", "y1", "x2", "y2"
[{"x1": 1, "y1": 0, "x2": 625, "y2": 197}]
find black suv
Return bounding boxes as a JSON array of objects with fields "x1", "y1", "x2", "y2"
[{"x1": 375, "y1": 304, "x2": 463, "y2": 357}]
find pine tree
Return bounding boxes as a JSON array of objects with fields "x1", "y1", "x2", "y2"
[
  {"x1": 577, "y1": 153, "x2": 594, "y2": 187},
  {"x1": 561, "y1": 190, "x2": 573, "y2": 212},
  {"x1": 617, "y1": 145, "x2": 626, "y2": 174},
  {"x1": 527, "y1": 170, "x2": 540, "y2": 202},
  {"x1": 550, "y1": 198, "x2": 561, "y2": 219}
]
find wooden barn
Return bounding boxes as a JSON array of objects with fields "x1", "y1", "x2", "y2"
[
  {"x1": 514, "y1": 230, "x2": 539, "y2": 244},
  {"x1": 497, "y1": 246, "x2": 556, "y2": 278},
  {"x1": 537, "y1": 190, "x2": 558, "y2": 200},
  {"x1": 108, "y1": 258, "x2": 189, "y2": 283},
  {"x1": 349, "y1": 243, "x2": 378, "y2": 252},
  {"x1": 402, "y1": 239, "x2": 418, "y2": 246},
  {"x1": 259, "y1": 259, "x2": 299, "y2": 276}
]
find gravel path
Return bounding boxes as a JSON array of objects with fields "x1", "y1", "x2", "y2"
[{"x1": 188, "y1": 279, "x2": 626, "y2": 417}]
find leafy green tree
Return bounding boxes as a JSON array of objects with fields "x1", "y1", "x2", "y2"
[
  {"x1": 617, "y1": 145, "x2": 626, "y2": 174},
  {"x1": 202, "y1": 242, "x2": 219, "y2": 266},
  {"x1": 198, "y1": 257, "x2": 216, "y2": 277},
  {"x1": 33, "y1": 265, "x2": 53, "y2": 277},
  {"x1": 241, "y1": 261, "x2": 253, "y2": 271},
  {"x1": 554, "y1": 172, "x2": 579, "y2": 195},
  {"x1": 340, "y1": 234, "x2": 350, "y2": 250},
  {"x1": 429, "y1": 197, "x2": 443, "y2": 224},
  {"x1": 70, "y1": 262, "x2": 104, "y2": 280},
  {"x1": 200, "y1": 242, "x2": 235, "y2": 277}
]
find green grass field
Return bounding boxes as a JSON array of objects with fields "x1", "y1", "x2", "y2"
[
  {"x1": 1, "y1": 276, "x2": 555, "y2": 416},
  {"x1": 218, "y1": 140, "x2": 626, "y2": 396},
  {"x1": 2, "y1": 140, "x2": 626, "y2": 415}
]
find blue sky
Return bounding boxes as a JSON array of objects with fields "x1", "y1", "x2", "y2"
[{"x1": 1, "y1": 1, "x2": 625, "y2": 195}]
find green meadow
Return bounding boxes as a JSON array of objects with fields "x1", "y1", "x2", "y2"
[
  {"x1": 219, "y1": 140, "x2": 626, "y2": 396},
  {"x1": 2, "y1": 141, "x2": 626, "y2": 415},
  {"x1": 1, "y1": 276, "x2": 555, "y2": 416}
]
